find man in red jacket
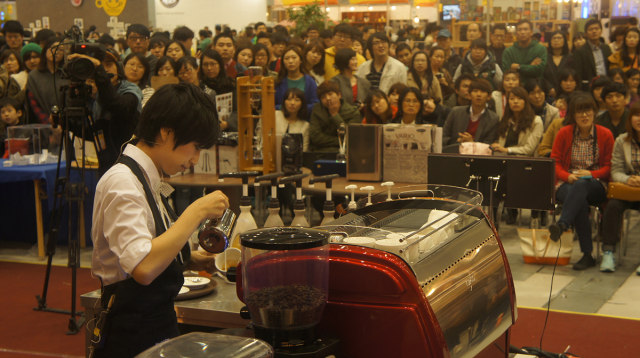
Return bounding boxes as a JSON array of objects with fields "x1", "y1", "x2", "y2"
[{"x1": 549, "y1": 94, "x2": 614, "y2": 270}]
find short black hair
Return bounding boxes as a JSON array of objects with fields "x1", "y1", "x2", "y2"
[
  {"x1": 173, "y1": 26, "x2": 195, "y2": 42},
  {"x1": 213, "y1": 32, "x2": 235, "y2": 47},
  {"x1": 126, "y1": 24, "x2": 150, "y2": 39},
  {"x1": 123, "y1": 52, "x2": 151, "y2": 89},
  {"x1": 584, "y1": 19, "x2": 602, "y2": 32},
  {"x1": 154, "y1": 56, "x2": 176, "y2": 76},
  {"x1": 307, "y1": 24, "x2": 319, "y2": 33},
  {"x1": 135, "y1": 82, "x2": 219, "y2": 150},
  {"x1": 396, "y1": 87, "x2": 424, "y2": 119},
  {"x1": 367, "y1": 32, "x2": 390, "y2": 58},
  {"x1": 468, "y1": 79, "x2": 492, "y2": 94},
  {"x1": 320, "y1": 29, "x2": 333, "y2": 39},
  {"x1": 454, "y1": 73, "x2": 476, "y2": 90},
  {"x1": 333, "y1": 23, "x2": 353, "y2": 38},
  {"x1": 254, "y1": 22, "x2": 266, "y2": 30},
  {"x1": 149, "y1": 35, "x2": 168, "y2": 49},
  {"x1": 98, "y1": 34, "x2": 116, "y2": 47},
  {"x1": 274, "y1": 25, "x2": 289, "y2": 37},
  {"x1": 0, "y1": 49, "x2": 23, "y2": 72},
  {"x1": 34, "y1": 29, "x2": 55, "y2": 44},
  {"x1": 363, "y1": 25, "x2": 374, "y2": 33},
  {"x1": 470, "y1": 38, "x2": 488, "y2": 51},
  {"x1": 491, "y1": 23, "x2": 506, "y2": 33},
  {"x1": 516, "y1": 19, "x2": 533, "y2": 31},
  {"x1": 334, "y1": 48, "x2": 356, "y2": 73},
  {"x1": 524, "y1": 78, "x2": 550, "y2": 97},
  {"x1": 396, "y1": 42, "x2": 411, "y2": 54},
  {"x1": 2, "y1": 21, "x2": 23, "y2": 36},
  {"x1": 164, "y1": 40, "x2": 187, "y2": 57},
  {"x1": 272, "y1": 32, "x2": 288, "y2": 45},
  {"x1": 590, "y1": 75, "x2": 613, "y2": 100},
  {"x1": 256, "y1": 32, "x2": 272, "y2": 45},
  {"x1": 317, "y1": 81, "x2": 341, "y2": 100},
  {"x1": 199, "y1": 29, "x2": 209, "y2": 38},
  {"x1": 282, "y1": 87, "x2": 308, "y2": 119},
  {"x1": 175, "y1": 56, "x2": 198, "y2": 75},
  {"x1": 0, "y1": 96, "x2": 21, "y2": 112},
  {"x1": 601, "y1": 82, "x2": 628, "y2": 101}
]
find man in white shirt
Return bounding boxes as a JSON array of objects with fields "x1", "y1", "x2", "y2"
[
  {"x1": 355, "y1": 32, "x2": 407, "y2": 93},
  {"x1": 91, "y1": 82, "x2": 229, "y2": 357}
]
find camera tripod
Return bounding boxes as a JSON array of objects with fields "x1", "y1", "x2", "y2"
[{"x1": 34, "y1": 80, "x2": 96, "y2": 335}]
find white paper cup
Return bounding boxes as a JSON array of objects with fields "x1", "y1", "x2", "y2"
[
  {"x1": 375, "y1": 238, "x2": 407, "y2": 255},
  {"x1": 215, "y1": 248, "x2": 241, "y2": 273},
  {"x1": 343, "y1": 236, "x2": 376, "y2": 248}
]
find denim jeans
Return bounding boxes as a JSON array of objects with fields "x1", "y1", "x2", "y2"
[
  {"x1": 602, "y1": 199, "x2": 640, "y2": 252},
  {"x1": 556, "y1": 179, "x2": 607, "y2": 253}
]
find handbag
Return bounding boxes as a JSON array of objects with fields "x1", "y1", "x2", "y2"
[
  {"x1": 459, "y1": 142, "x2": 493, "y2": 156},
  {"x1": 518, "y1": 228, "x2": 574, "y2": 265},
  {"x1": 607, "y1": 182, "x2": 640, "y2": 201}
]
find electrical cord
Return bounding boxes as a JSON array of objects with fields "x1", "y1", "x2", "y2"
[{"x1": 539, "y1": 241, "x2": 562, "y2": 351}]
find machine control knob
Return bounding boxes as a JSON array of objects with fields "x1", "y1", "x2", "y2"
[{"x1": 240, "y1": 306, "x2": 251, "y2": 320}]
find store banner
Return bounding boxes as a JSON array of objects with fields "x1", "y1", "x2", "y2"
[
  {"x1": 348, "y1": 0, "x2": 409, "y2": 4},
  {"x1": 414, "y1": 0, "x2": 438, "y2": 7},
  {"x1": 279, "y1": 0, "x2": 338, "y2": 5}
]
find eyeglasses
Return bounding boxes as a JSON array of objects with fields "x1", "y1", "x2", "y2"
[
  {"x1": 575, "y1": 109, "x2": 594, "y2": 117},
  {"x1": 178, "y1": 67, "x2": 195, "y2": 77},
  {"x1": 125, "y1": 62, "x2": 145, "y2": 70},
  {"x1": 129, "y1": 36, "x2": 149, "y2": 42}
]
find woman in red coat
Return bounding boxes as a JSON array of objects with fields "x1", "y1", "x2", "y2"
[{"x1": 549, "y1": 93, "x2": 615, "y2": 270}]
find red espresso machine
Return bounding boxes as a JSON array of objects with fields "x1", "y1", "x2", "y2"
[{"x1": 238, "y1": 184, "x2": 516, "y2": 358}]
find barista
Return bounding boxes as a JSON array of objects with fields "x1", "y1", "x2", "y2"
[{"x1": 90, "y1": 82, "x2": 229, "y2": 358}]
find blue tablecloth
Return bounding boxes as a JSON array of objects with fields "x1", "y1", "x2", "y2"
[{"x1": 0, "y1": 159, "x2": 65, "y2": 211}]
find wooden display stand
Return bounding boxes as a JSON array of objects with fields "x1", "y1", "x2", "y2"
[
  {"x1": 237, "y1": 76, "x2": 276, "y2": 175},
  {"x1": 341, "y1": 11, "x2": 387, "y2": 31},
  {"x1": 450, "y1": 19, "x2": 574, "y2": 50}
]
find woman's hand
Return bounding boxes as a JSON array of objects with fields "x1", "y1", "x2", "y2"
[
  {"x1": 438, "y1": 76, "x2": 449, "y2": 87},
  {"x1": 67, "y1": 53, "x2": 101, "y2": 67},
  {"x1": 574, "y1": 169, "x2": 592, "y2": 178},
  {"x1": 193, "y1": 190, "x2": 229, "y2": 221},
  {"x1": 490, "y1": 143, "x2": 508, "y2": 153},
  {"x1": 567, "y1": 174, "x2": 580, "y2": 184},
  {"x1": 219, "y1": 120, "x2": 228, "y2": 130},
  {"x1": 186, "y1": 250, "x2": 217, "y2": 273},
  {"x1": 627, "y1": 176, "x2": 640, "y2": 187}
]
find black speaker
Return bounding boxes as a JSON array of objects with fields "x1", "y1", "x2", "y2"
[{"x1": 347, "y1": 124, "x2": 382, "y2": 181}]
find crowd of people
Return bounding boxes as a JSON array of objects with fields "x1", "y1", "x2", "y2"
[{"x1": 1, "y1": 15, "x2": 640, "y2": 274}]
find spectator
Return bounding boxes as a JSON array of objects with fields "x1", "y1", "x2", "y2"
[
  {"x1": 556, "y1": 68, "x2": 580, "y2": 100},
  {"x1": 424, "y1": 24, "x2": 443, "y2": 47},
  {"x1": 421, "y1": 93, "x2": 452, "y2": 127},
  {"x1": 233, "y1": 42, "x2": 253, "y2": 68},
  {"x1": 149, "y1": 36, "x2": 168, "y2": 60},
  {"x1": 390, "y1": 87, "x2": 425, "y2": 124},
  {"x1": 627, "y1": 68, "x2": 640, "y2": 95},
  {"x1": 1, "y1": 50, "x2": 25, "y2": 89},
  {"x1": 549, "y1": 93, "x2": 614, "y2": 270},
  {"x1": 307, "y1": 24, "x2": 320, "y2": 43},
  {"x1": 302, "y1": 42, "x2": 325, "y2": 85},
  {"x1": 33, "y1": 29, "x2": 55, "y2": 49},
  {"x1": 591, "y1": 76, "x2": 613, "y2": 115},
  {"x1": 502, "y1": 19, "x2": 547, "y2": 87},
  {"x1": 395, "y1": 42, "x2": 412, "y2": 68},
  {"x1": 491, "y1": 69, "x2": 521, "y2": 118},
  {"x1": 387, "y1": 82, "x2": 406, "y2": 107},
  {"x1": 362, "y1": 26, "x2": 375, "y2": 42},
  {"x1": 198, "y1": 29, "x2": 212, "y2": 53},
  {"x1": 270, "y1": 88, "x2": 310, "y2": 151},
  {"x1": 176, "y1": 56, "x2": 201, "y2": 87},
  {"x1": 20, "y1": 43, "x2": 41, "y2": 73},
  {"x1": 608, "y1": 26, "x2": 627, "y2": 54},
  {"x1": 154, "y1": 56, "x2": 176, "y2": 77},
  {"x1": 250, "y1": 43, "x2": 277, "y2": 78},
  {"x1": 1, "y1": 21, "x2": 23, "y2": 52},
  {"x1": 573, "y1": 19, "x2": 612, "y2": 91},
  {"x1": 555, "y1": 93, "x2": 569, "y2": 118},
  {"x1": 270, "y1": 32, "x2": 288, "y2": 72},
  {"x1": 325, "y1": 24, "x2": 366, "y2": 81},
  {"x1": 26, "y1": 37, "x2": 67, "y2": 124},
  {"x1": 525, "y1": 78, "x2": 560, "y2": 131},
  {"x1": 330, "y1": 48, "x2": 371, "y2": 108},
  {"x1": 356, "y1": 32, "x2": 406, "y2": 94},
  {"x1": 489, "y1": 24, "x2": 507, "y2": 68},
  {"x1": 123, "y1": 53, "x2": 153, "y2": 108},
  {"x1": 436, "y1": 29, "x2": 463, "y2": 77},
  {"x1": 407, "y1": 25, "x2": 421, "y2": 41},
  {"x1": 430, "y1": 46, "x2": 454, "y2": 97},
  {"x1": 609, "y1": 28, "x2": 640, "y2": 71},
  {"x1": 164, "y1": 40, "x2": 187, "y2": 61},
  {"x1": 173, "y1": 26, "x2": 195, "y2": 55},
  {"x1": 599, "y1": 102, "x2": 640, "y2": 272},
  {"x1": 274, "y1": 46, "x2": 319, "y2": 117},
  {"x1": 538, "y1": 92, "x2": 586, "y2": 157},
  {"x1": 363, "y1": 89, "x2": 397, "y2": 124},
  {"x1": 350, "y1": 37, "x2": 364, "y2": 57},
  {"x1": 98, "y1": 34, "x2": 116, "y2": 51},
  {"x1": 572, "y1": 32, "x2": 587, "y2": 53},
  {"x1": 0, "y1": 96, "x2": 23, "y2": 155},
  {"x1": 453, "y1": 39, "x2": 503, "y2": 90},
  {"x1": 442, "y1": 79, "x2": 499, "y2": 146},
  {"x1": 309, "y1": 81, "x2": 362, "y2": 152},
  {"x1": 214, "y1": 32, "x2": 247, "y2": 80},
  {"x1": 491, "y1": 86, "x2": 544, "y2": 156},
  {"x1": 256, "y1": 32, "x2": 277, "y2": 68},
  {"x1": 443, "y1": 73, "x2": 475, "y2": 109},
  {"x1": 461, "y1": 23, "x2": 483, "y2": 55},
  {"x1": 252, "y1": 22, "x2": 267, "y2": 44},
  {"x1": 85, "y1": 26, "x2": 100, "y2": 42},
  {"x1": 126, "y1": 24, "x2": 157, "y2": 73},
  {"x1": 319, "y1": 29, "x2": 333, "y2": 49},
  {"x1": 544, "y1": 31, "x2": 572, "y2": 96},
  {"x1": 199, "y1": 49, "x2": 237, "y2": 132},
  {"x1": 406, "y1": 50, "x2": 442, "y2": 102},
  {"x1": 596, "y1": 82, "x2": 629, "y2": 139}
]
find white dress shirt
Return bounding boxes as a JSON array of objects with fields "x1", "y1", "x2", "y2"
[{"x1": 91, "y1": 145, "x2": 170, "y2": 285}]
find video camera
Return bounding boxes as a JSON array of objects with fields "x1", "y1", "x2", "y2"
[{"x1": 64, "y1": 42, "x2": 107, "y2": 81}]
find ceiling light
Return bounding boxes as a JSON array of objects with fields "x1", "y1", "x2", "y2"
[
  {"x1": 350, "y1": 7, "x2": 354, "y2": 11},
  {"x1": 417, "y1": 6, "x2": 421, "y2": 9},
  {"x1": 391, "y1": 6, "x2": 396, "y2": 10},
  {"x1": 414, "y1": 16, "x2": 420, "y2": 23},
  {"x1": 326, "y1": 7, "x2": 330, "y2": 11}
]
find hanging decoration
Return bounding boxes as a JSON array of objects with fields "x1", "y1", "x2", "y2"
[{"x1": 95, "y1": 0, "x2": 126, "y2": 16}]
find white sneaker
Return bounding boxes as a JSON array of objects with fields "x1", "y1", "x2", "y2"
[{"x1": 600, "y1": 251, "x2": 615, "y2": 272}]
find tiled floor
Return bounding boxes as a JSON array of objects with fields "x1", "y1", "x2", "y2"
[{"x1": 2, "y1": 208, "x2": 639, "y2": 320}]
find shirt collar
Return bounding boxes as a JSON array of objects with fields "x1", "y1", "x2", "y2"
[
  {"x1": 122, "y1": 144, "x2": 162, "y2": 191},
  {"x1": 469, "y1": 105, "x2": 485, "y2": 120},
  {"x1": 589, "y1": 41, "x2": 601, "y2": 51}
]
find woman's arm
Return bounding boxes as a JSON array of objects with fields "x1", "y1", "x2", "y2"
[
  {"x1": 508, "y1": 117, "x2": 544, "y2": 156},
  {"x1": 611, "y1": 136, "x2": 632, "y2": 183},
  {"x1": 551, "y1": 128, "x2": 571, "y2": 182},
  {"x1": 591, "y1": 129, "x2": 614, "y2": 181}
]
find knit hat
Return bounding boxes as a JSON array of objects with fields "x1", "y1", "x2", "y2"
[{"x1": 21, "y1": 42, "x2": 42, "y2": 60}]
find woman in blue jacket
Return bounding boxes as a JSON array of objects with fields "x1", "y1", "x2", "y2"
[{"x1": 275, "y1": 45, "x2": 318, "y2": 120}]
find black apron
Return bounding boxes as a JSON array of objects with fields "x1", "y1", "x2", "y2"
[{"x1": 94, "y1": 155, "x2": 191, "y2": 358}]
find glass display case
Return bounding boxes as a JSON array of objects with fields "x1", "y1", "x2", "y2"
[{"x1": 6, "y1": 124, "x2": 60, "y2": 164}]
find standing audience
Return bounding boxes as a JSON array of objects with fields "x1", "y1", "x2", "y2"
[
  {"x1": 573, "y1": 19, "x2": 611, "y2": 91},
  {"x1": 502, "y1": 19, "x2": 547, "y2": 86}
]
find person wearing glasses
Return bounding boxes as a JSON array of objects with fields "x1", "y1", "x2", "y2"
[
  {"x1": 68, "y1": 48, "x2": 143, "y2": 176},
  {"x1": 324, "y1": 24, "x2": 366, "y2": 82},
  {"x1": 489, "y1": 24, "x2": 507, "y2": 69},
  {"x1": 356, "y1": 32, "x2": 407, "y2": 94},
  {"x1": 125, "y1": 24, "x2": 158, "y2": 74},
  {"x1": 175, "y1": 56, "x2": 201, "y2": 88},
  {"x1": 548, "y1": 94, "x2": 614, "y2": 270},
  {"x1": 199, "y1": 49, "x2": 237, "y2": 131},
  {"x1": 249, "y1": 43, "x2": 277, "y2": 78}
]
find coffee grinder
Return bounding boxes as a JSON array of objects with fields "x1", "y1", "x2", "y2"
[{"x1": 236, "y1": 227, "x2": 340, "y2": 357}]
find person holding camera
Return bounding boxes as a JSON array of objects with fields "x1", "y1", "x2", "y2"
[{"x1": 69, "y1": 48, "x2": 143, "y2": 176}]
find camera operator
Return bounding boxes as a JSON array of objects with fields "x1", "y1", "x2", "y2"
[{"x1": 68, "y1": 48, "x2": 142, "y2": 176}]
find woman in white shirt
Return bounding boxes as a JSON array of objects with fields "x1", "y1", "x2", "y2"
[
  {"x1": 1, "y1": 49, "x2": 27, "y2": 90},
  {"x1": 276, "y1": 87, "x2": 310, "y2": 151}
]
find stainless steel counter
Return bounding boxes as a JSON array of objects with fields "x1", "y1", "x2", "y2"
[{"x1": 80, "y1": 276, "x2": 249, "y2": 358}]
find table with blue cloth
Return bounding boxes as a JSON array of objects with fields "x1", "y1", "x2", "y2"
[{"x1": 0, "y1": 159, "x2": 97, "y2": 258}]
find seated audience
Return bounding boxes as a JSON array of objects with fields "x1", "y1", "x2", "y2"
[
  {"x1": 600, "y1": 102, "x2": 640, "y2": 273},
  {"x1": 149, "y1": 35, "x2": 168, "y2": 60},
  {"x1": 525, "y1": 78, "x2": 560, "y2": 131},
  {"x1": 391, "y1": 87, "x2": 425, "y2": 124},
  {"x1": 406, "y1": 50, "x2": 442, "y2": 103},
  {"x1": 491, "y1": 69, "x2": 521, "y2": 118},
  {"x1": 591, "y1": 76, "x2": 613, "y2": 115},
  {"x1": 274, "y1": 46, "x2": 319, "y2": 117},
  {"x1": 443, "y1": 73, "x2": 475, "y2": 109},
  {"x1": 387, "y1": 82, "x2": 406, "y2": 107},
  {"x1": 330, "y1": 48, "x2": 371, "y2": 108},
  {"x1": 608, "y1": 27, "x2": 640, "y2": 71},
  {"x1": 176, "y1": 56, "x2": 201, "y2": 87},
  {"x1": 595, "y1": 82, "x2": 629, "y2": 139},
  {"x1": 363, "y1": 89, "x2": 396, "y2": 124},
  {"x1": 549, "y1": 93, "x2": 615, "y2": 270},
  {"x1": 0, "y1": 96, "x2": 23, "y2": 156},
  {"x1": 251, "y1": 43, "x2": 277, "y2": 78},
  {"x1": 626, "y1": 68, "x2": 640, "y2": 95},
  {"x1": 1, "y1": 49, "x2": 26, "y2": 90},
  {"x1": 556, "y1": 68, "x2": 579, "y2": 99},
  {"x1": 609, "y1": 67, "x2": 639, "y2": 109},
  {"x1": 491, "y1": 86, "x2": 544, "y2": 156},
  {"x1": 443, "y1": 79, "x2": 499, "y2": 146},
  {"x1": 324, "y1": 24, "x2": 366, "y2": 81},
  {"x1": 453, "y1": 39, "x2": 503, "y2": 90},
  {"x1": 395, "y1": 42, "x2": 412, "y2": 69},
  {"x1": 234, "y1": 43, "x2": 254, "y2": 69},
  {"x1": 436, "y1": 29, "x2": 463, "y2": 77},
  {"x1": 309, "y1": 81, "x2": 362, "y2": 152},
  {"x1": 303, "y1": 42, "x2": 326, "y2": 85},
  {"x1": 277, "y1": 88, "x2": 310, "y2": 151},
  {"x1": 356, "y1": 32, "x2": 406, "y2": 93},
  {"x1": 421, "y1": 94, "x2": 451, "y2": 127}
]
